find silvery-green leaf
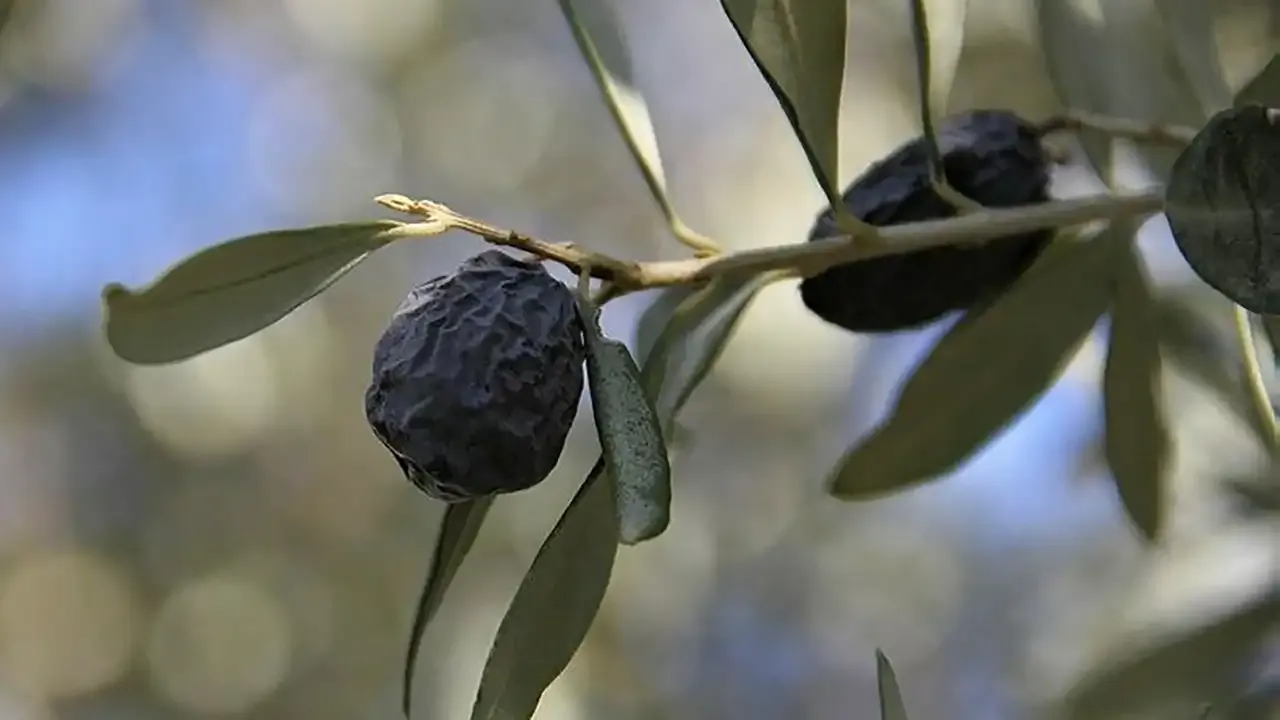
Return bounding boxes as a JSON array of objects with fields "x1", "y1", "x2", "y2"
[
  {"x1": 828, "y1": 234, "x2": 1117, "y2": 500},
  {"x1": 1103, "y1": 228, "x2": 1169, "y2": 542},
  {"x1": 1034, "y1": 0, "x2": 1117, "y2": 178},
  {"x1": 634, "y1": 285, "x2": 703, "y2": 366},
  {"x1": 718, "y1": 0, "x2": 863, "y2": 230},
  {"x1": 579, "y1": 300, "x2": 671, "y2": 545},
  {"x1": 907, "y1": 0, "x2": 974, "y2": 208},
  {"x1": 103, "y1": 222, "x2": 400, "y2": 365},
  {"x1": 1064, "y1": 584, "x2": 1280, "y2": 719},
  {"x1": 403, "y1": 497, "x2": 494, "y2": 717},
  {"x1": 470, "y1": 461, "x2": 619, "y2": 720},
  {"x1": 1236, "y1": 53, "x2": 1280, "y2": 107},
  {"x1": 640, "y1": 272, "x2": 782, "y2": 437},
  {"x1": 558, "y1": 0, "x2": 715, "y2": 252},
  {"x1": 1152, "y1": 0, "x2": 1234, "y2": 113},
  {"x1": 877, "y1": 649, "x2": 910, "y2": 720}
]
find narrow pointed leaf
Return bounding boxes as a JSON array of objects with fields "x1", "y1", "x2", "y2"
[
  {"x1": 640, "y1": 272, "x2": 782, "y2": 437},
  {"x1": 403, "y1": 497, "x2": 494, "y2": 717},
  {"x1": 1034, "y1": 0, "x2": 1116, "y2": 177},
  {"x1": 1065, "y1": 585, "x2": 1280, "y2": 719},
  {"x1": 470, "y1": 461, "x2": 619, "y2": 720},
  {"x1": 907, "y1": 0, "x2": 974, "y2": 208},
  {"x1": 719, "y1": 0, "x2": 853, "y2": 221},
  {"x1": 1235, "y1": 53, "x2": 1279, "y2": 107},
  {"x1": 579, "y1": 300, "x2": 672, "y2": 545},
  {"x1": 634, "y1": 285, "x2": 703, "y2": 367},
  {"x1": 103, "y1": 222, "x2": 400, "y2": 364},
  {"x1": 558, "y1": 0, "x2": 715, "y2": 253},
  {"x1": 1153, "y1": 0, "x2": 1234, "y2": 113},
  {"x1": 876, "y1": 649, "x2": 910, "y2": 720},
  {"x1": 828, "y1": 235, "x2": 1117, "y2": 500},
  {"x1": 1103, "y1": 230, "x2": 1169, "y2": 542}
]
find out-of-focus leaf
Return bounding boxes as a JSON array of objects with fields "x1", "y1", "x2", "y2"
[
  {"x1": 579, "y1": 300, "x2": 671, "y2": 545},
  {"x1": 557, "y1": 0, "x2": 716, "y2": 253},
  {"x1": 1236, "y1": 53, "x2": 1280, "y2": 107},
  {"x1": 1153, "y1": 0, "x2": 1234, "y2": 113},
  {"x1": 907, "y1": 0, "x2": 974, "y2": 208},
  {"x1": 828, "y1": 234, "x2": 1117, "y2": 500},
  {"x1": 1166, "y1": 106, "x2": 1280, "y2": 315},
  {"x1": 103, "y1": 222, "x2": 400, "y2": 365},
  {"x1": 640, "y1": 272, "x2": 782, "y2": 437},
  {"x1": 718, "y1": 1, "x2": 863, "y2": 231},
  {"x1": 1064, "y1": 585, "x2": 1280, "y2": 719},
  {"x1": 1036, "y1": 0, "x2": 1212, "y2": 183},
  {"x1": 634, "y1": 285, "x2": 704, "y2": 366},
  {"x1": 1103, "y1": 230, "x2": 1169, "y2": 542},
  {"x1": 1034, "y1": 0, "x2": 1117, "y2": 178},
  {"x1": 470, "y1": 461, "x2": 618, "y2": 720},
  {"x1": 876, "y1": 649, "x2": 910, "y2": 720},
  {"x1": 403, "y1": 497, "x2": 494, "y2": 718}
]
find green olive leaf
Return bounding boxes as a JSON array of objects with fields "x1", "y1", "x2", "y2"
[
  {"x1": 103, "y1": 222, "x2": 400, "y2": 365},
  {"x1": 403, "y1": 497, "x2": 494, "y2": 718},
  {"x1": 828, "y1": 233, "x2": 1117, "y2": 500},
  {"x1": 876, "y1": 649, "x2": 911, "y2": 720},
  {"x1": 907, "y1": 0, "x2": 976, "y2": 210},
  {"x1": 557, "y1": 0, "x2": 715, "y2": 252},
  {"x1": 1103, "y1": 228, "x2": 1170, "y2": 543},
  {"x1": 1152, "y1": 0, "x2": 1234, "y2": 113},
  {"x1": 640, "y1": 272, "x2": 783, "y2": 438},
  {"x1": 578, "y1": 299, "x2": 672, "y2": 545},
  {"x1": 1235, "y1": 53, "x2": 1279, "y2": 107},
  {"x1": 470, "y1": 461, "x2": 618, "y2": 720},
  {"x1": 1034, "y1": 0, "x2": 1117, "y2": 178},
  {"x1": 718, "y1": 0, "x2": 870, "y2": 233},
  {"x1": 1064, "y1": 583, "x2": 1280, "y2": 719},
  {"x1": 1165, "y1": 106, "x2": 1280, "y2": 315},
  {"x1": 634, "y1": 285, "x2": 704, "y2": 367}
]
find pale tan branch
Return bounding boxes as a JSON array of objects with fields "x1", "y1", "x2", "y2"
[{"x1": 1039, "y1": 110, "x2": 1198, "y2": 146}]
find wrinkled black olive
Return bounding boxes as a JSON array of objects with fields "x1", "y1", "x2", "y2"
[
  {"x1": 1166, "y1": 105, "x2": 1280, "y2": 314},
  {"x1": 365, "y1": 250, "x2": 586, "y2": 502},
  {"x1": 799, "y1": 109, "x2": 1054, "y2": 332}
]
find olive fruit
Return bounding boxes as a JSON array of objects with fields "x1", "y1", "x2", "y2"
[
  {"x1": 365, "y1": 250, "x2": 586, "y2": 502},
  {"x1": 799, "y1": 109, "x2": 1054, "y2": 333}
]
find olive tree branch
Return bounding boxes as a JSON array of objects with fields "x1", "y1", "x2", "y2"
[
  {"x1": 379, "y1": 190, "x2": 1164, "y2": 290},
  {"x1": 1233, "y1": 305, "x2": 1280, "y2": 454}
]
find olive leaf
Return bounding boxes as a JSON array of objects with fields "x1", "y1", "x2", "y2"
[
  {"x1": 1103, "y1": 228, "x2": 1169, "y2": 542},
  {"x1": 876, "y1": 649, "x2": 910, "y2": 720},
  {"x1": 578, "y1": 298, "x2": 672, "y2": 545},
  {"x1": 557, "y1": 0, "x2": 715, "y2": 253},
  {"x1": 640, "y1": 272, "x2": 782, "y2": 438},
  {"x1": 718, "y1": 0, "x2": 871, "y2": 233},
  {"x1": 828, "y1": 234, "x2": 1117, "y2": 500},
  {"x1": 1152, "y1": 0, "x2": 1234, "y2": 113},
  {"x1": 470, "y1": 461, "x2": 618, "y2": 720},
  {"x1": 1165, "y1": 106, "x2": 1280, "y2": 315},
  {"x1": 1064, "y1": 585, "x2": 1280, "y2": 719},
  {"x1": 1235, "y1": 53, "x2": 1279, "y2": 107},
  {"x1": 1034, "y1": 0, "x2": 1117, "y2": 178},
  {"x1": 634, "y1": 285, "x2": 704, "y2": 366},
  {"x1": 402, "y1": 497, "x2": 494, "y2": 718},
  {"x1": 907, "y1": 0, "x2": 975, "y2": 209},
  {"x1": 102, "y1": 222, "x2": 400, "y2": 365}
]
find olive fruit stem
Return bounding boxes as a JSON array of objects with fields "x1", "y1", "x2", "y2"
[{"x1": 1232, "y1": 304, "x2": 1280, "y2": 454}]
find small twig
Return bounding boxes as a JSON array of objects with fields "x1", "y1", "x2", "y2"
[
  {"x1": 380, "y1": 190, "x2": 1164, "y2": 289},
  {"x1": 1038, "y1": 110, "x2": 1198, "y2": 146},
  {"x1": 1233, "y1": 304, "x2": 1280, "y2": 453}
]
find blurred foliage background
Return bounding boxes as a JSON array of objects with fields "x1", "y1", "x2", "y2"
[{"x1": 0, "y1": 0, "x2": 1276, "y2": 718}]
